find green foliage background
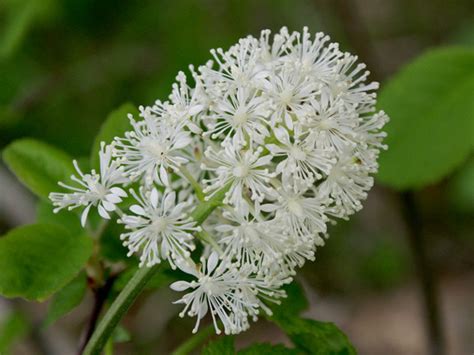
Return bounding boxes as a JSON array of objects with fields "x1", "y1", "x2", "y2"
[{"x1": 0, "y1": 0, "x2": 473, "y2": 354}]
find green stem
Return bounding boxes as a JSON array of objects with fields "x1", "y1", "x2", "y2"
[
  {"x1": 83, "y1": 265, "x2": 160, "y2": 355},
  {"x1": 171, "y1": 324, "x2": 215, "y2": 355},
  {"x1": 179, "y1": 165, "x2": 205, "y2": 202},
  {"x1": 82, "y1": 184, "x2": 231, "y2": 355},
  {"x1": 190, "y1": 183, "x2": 231, "y2": 223},
  {"x1": 104, "y1": 338, "x2": 114, "y2": 355},
  {"x1": 196, "y1": 228, "x2": 223, "y2": 254}
]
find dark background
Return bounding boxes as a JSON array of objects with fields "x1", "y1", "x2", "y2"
[{"x1": 0, "y1": 0, "x2": 473, "y2": 354}]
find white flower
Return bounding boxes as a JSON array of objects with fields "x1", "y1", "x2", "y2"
[
  {"x1": 113, "y1": 115, "x2": 191, "y2": 186},
  {"x1": 201, "y1": 37, "x2": 264, "y2": 91},
  {"x1": 259, "y1": 219, "x2": 317, "y2": 273},
  {"x1": 261, "y1": 65, "x2": 316, "y2": 129},
  {"x1": 171, "y1": 253, "x2": 288, "y2": 335},
  {"x1": 325, "y1": 52, "x2": 379, "y2": 108},
  {"x1": 287, "y1": 28, "x2": 342, "y2": 82},
  {"x1": 203, "y1": 86, "x2": 270, "y2": 146},
  {"x1": 258, "y1": 27, "x2": 293, "y2": 66},
  {"x1": 49, "y1": 143, "x2": 127, "y2": 226},
  {"x1": 215, "y1": 208, "x2": 286, "y2": 269},
  {"x1": 167, "y1": 69, "x2": 206, "y2": 134},
  {"x1": 317, "y1": 148, "x2": 374, "y2": 218},
  {"x1": 261, "y1": 187, "x2": 329, "y2": 242},
  {"x1": 119, "y1": 188, "x2": 200, "y2": 268},
  {"x1": 203, "y1": 144, "x2": 275, "y2": 208},
  {"x1": 171, "y1": 253, "x2": 255, "y2": 335},
  {"x1": 303, "y1": 95, "x2": 358, "y2": 152},
  {"x1": 267, "y1": 126, "x2": 335, "y2": 188}
]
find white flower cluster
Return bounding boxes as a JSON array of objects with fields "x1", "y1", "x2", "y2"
[{"x1": 49, "y1": 27, "x2": 388, "y2": 335}]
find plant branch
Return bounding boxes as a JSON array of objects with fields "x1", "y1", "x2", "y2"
[
  {"x1": 401, "y1": 191, "x2": 445, "y2": 355},
  {"x1": 78, "y1": 275, "x2": 117, "y2": 355},
  {"x1": 179, "y1": 165, "x2": 205, "y2": 202},
  {"x1": 82, "y1": 265, "x2": 160, "y2": 355}
]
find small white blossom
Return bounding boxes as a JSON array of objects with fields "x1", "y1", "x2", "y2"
[
  {"x1": 262, "y1": 187, "x2": 329, "y2": 241},
  {"x1": 262, "y1": 65, "x2": 315, "y2": 129},
  {"x1": 267, "y1": 126, "x2": 335, "y2": 188},
  {"x1": 171, "y1": 253, "x2": 288, "y2": 335},
  {"x1": 317, "y1": 148, "x2": 374, "y2": 217},
  {"x1": 203, "y1": 143, "x2": 275, "y2": 208},
  {"x1": 49, "y1": 143, "x2": 127, "y2": 226},
  {"x1": 215, "y1": 208, "x2": 286, "y2": 269},
  {"x1": 203, "y1": 86, "x2": 270, "y2": 145},
  {"x1": 119, "y1": 188, "x2": 200, "y2": 268},
  {"x1": 113, "y1": 115, "x2": 191, "y2": 186}
]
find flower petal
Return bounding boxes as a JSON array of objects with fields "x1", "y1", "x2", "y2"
[
  {"x1": 164, "y1": 191, "x2": 176, "y2": 212},
  {"x1": 130, "y1": 204, "x2": 147, "y2": 216},
  {"x1": 170, "y1": 281, "x2": 191, "y2": 292},
  {"x1": 80, "y1": 204, "x2": 92, "y2": 227},
  {"x1": 159, "y1": 165, "x2": 170, "y2": 186},
  {"x1": 150, "y1": 188, "x2": 159, "y2": 209},
  {"x1": 207, "y1": 252, "x2": 219, "y2": 273},
  {"x1": 98, "y1": 204, "x2": 111, "y2": 219}
]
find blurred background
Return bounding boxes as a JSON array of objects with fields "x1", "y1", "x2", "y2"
[{"x1": 0, "y1": 0, "x2": 473, "y2": 354}]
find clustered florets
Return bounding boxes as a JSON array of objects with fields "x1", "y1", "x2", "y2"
[{"x1": 49, "y1": 27, "x2": 388, "y2": 335}]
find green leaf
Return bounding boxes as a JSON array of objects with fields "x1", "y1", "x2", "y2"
[
  {"x1": 377, "y1": 47, "x2": 474, "y2": 190},
  {"x1": 99, "y1": 221, "x2": 130, "y2": 263},
  {"x1": 238, "y1": 343, "x2": 302, "y2": 355},
  {"x1": 279, "y1": 318, "x2": 356, "y2": 355},
  {"x1": 36, "y1": 200, "x2": 83, "y2": 236},
  {"x1": 3, "y1": 139, "x2": 75, "y2": 199},
  {"x1": 90, "y1": 103, "x2": 138, "y2": 169},
  {"x1": 43, "y1": 272, "x2": 87, "y2": 327},
  {"x1": 448, "y1": 157, "x2": 474, "y2": 213},
  {"x1": 269, "y1": 281, "x2": 309, "y2": 322},
  {"x1": 112, "y1": 325, "x2": 131, "y2": 343},
  {"x1": 202, "y1": 336, "x2": 235, "y2": 355},
  {"x1": 267, "y1": 282, "x2": 355, "y2": 354},
  {"x1": 0, "y1": 224, "x2": 93, "y2": 301},
  {"x1": 0, "y1": 311, "x2": 29, "y2": 355}
]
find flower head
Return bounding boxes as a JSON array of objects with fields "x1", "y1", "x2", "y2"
[
  {"x1": 49, "y1": 143, "x2": 127, "y2": 226},
  {"x1": 50, "y1": 27, "x2": 388, "y2": 336},
  {"x1": 119, "y1": 188, "x2": 200, "y2": 268},
  {"x1": 113, "y1": 115, "x2": 191, "y2": 186},
  {"x1": 171, "y1": 253, "x2": 288, "y2": 335}
]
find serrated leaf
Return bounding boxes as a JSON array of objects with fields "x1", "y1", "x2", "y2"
[
  {"x1": 0, "y1": 224, "x2": 93, "y2": 301},
  {"x1": 43, "y1": 272, "x2": 87, "y2": 327},
  {"x1": 0, "y1": 311, "x2": 29, "y2": 355},
  {"x1": 90, "y1": 103, "x2": 138, "y2": 169},
  {"x1": 3, "y1": 139, "x2": 75, "y2": 199},
  {"x1": 238, "y1": 343, "x2": 302, "y2": 355},
  {"x1": 202, "y1": 336, "x2": 235, "y2": 355},
  {"x1": 377, "y1": 47, "x2": 474, "y2": 190}
]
